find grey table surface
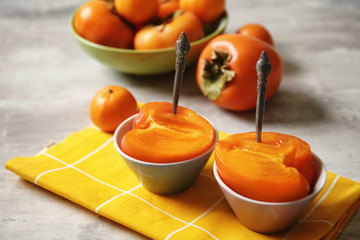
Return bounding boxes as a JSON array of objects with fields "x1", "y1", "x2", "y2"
[{"x1": 1, "y1": 0, "x2": 359, "y2": 239}]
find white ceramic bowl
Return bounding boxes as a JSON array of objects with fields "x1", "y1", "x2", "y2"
[
  {"x1": 114, "y1": 114, "x2": 219, "y2": 195},
  {"x1": 213, "y1": 153, "x2": 327, "y2": 233}
]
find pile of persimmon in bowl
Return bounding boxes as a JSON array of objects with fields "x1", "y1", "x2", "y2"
[{"x1": 70, "y1": 0, "x2": 228, "y2": 75}]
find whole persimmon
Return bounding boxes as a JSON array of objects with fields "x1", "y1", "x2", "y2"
[
  {"x1": 134, "y1": 11, "x2": 204, "y2": 50},
  {"x1": 196, "y1": 34, "x2": 283, "y2": 111},
  {"x1": 158, "y1": 0, "x2": 180, "y2": 19},
  {"x1": 237, "y1": 23, "x2": 274, "y2": 46},
  {"x1": 114, "y1": 0, "x2": 159, "y2": 25},
  {"x1": 74, "y1": 0, "x2": 134, "y2": 48},
  {"x1": 90, "y1": 85, "x2": 139, "y2": 133},
  {"x1": 179, "y1": 0, "x2": 225, "y2": 23}
]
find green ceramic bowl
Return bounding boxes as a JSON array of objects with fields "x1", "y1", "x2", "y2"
[{"x1": 70, "y1": 12, "x2": 228, "y2": 75}]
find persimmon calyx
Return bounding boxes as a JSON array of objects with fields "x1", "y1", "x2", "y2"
[{"x1": 200, "y1": 49, "x2": 235, "y2": 100}]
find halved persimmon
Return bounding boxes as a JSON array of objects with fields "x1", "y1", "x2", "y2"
[
  {"x1": 215, "y1": 132, "x2": 316, "y2": 202},
  {"x1": 121, "y1": 102, "x2": 215, "y2": 163}
]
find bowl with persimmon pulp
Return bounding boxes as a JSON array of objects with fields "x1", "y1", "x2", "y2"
[
  {"x1": 213, "y1": 147, "x2": 327, "y2": 233},
  {"x1": 113, "y1": 103, "x2": 219, "y2": 195},
  {"x1": 70, "y1": 7, "x2": 228, "y2": 75}
]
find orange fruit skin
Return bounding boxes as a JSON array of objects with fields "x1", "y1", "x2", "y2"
[
  {"x1": 90, "y1": 85, "x2": 139, "y2": 133},
  {"x1": 74, "y1": 0, "x2": 134, "y2": 48},
  {"x1": 237, "y1": 23, "x2": 274, "y2": 46},
  {"x1": 134, "y1": 11, "x2": 204, "y2": 50},
  {"x1": 197, "y1": 34, "x2": 283, "y2": 111},
  {"x1": 179, "y1": 0, "x2": 225, "y2": 23},
  {"x1": 158, "y1": 0, "x2": 180, "y2": 19},
  {"x1": 215, "y1": 132, "x2": 316, "y2": 202},
  {"x1": 114, "y1": 0, "x2": 159, "y2": 25},
  {"x1": 121, "y1": 102, "x2": 215, "y2": 163}
]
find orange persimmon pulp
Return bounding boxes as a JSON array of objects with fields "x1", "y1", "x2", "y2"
[
  {"x1": 215, "y1": 132, "x2": 316, "y2": 202},
  {"x1": 120, "y1": 102, "x2": 215, "y2": 163}
]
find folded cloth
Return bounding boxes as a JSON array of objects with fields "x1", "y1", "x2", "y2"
[{"x1": 5, "y1": 127, "x2": 360, "y2": 240}]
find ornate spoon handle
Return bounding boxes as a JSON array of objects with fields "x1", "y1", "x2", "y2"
[
  {"x1": 255, "y1": 51, "x2": 272, "y2": 143},
  {"x1": 172, "y1": 32, "x2": 190, "y2": 114}
]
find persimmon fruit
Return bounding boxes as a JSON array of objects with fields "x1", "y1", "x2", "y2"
[
  {"x1": 179, "y1": 0, "x2": 225, "y2": 23},
  {"x1": 134, "y1": 11, "x2": 204, "y2": 50},
  {"x1": 215, "y1": 132, "x2": 316, "y2": 202},
  {"x1": 114, "y1": 0, "x2": 159, "y2": 25},
  {"x1": 121, "y1": 102, "x2": 215, "y2": 163},
  {"x1": 73, "y1": 0, "x2": 134, "y2": 48},
  {"x1": 237, "y1": 23, "x2": 274, "y2": 46},
  {"x1": 158, "y1": 0, "x2": 180, "y2": 19},
  {"x1": 90, "y1": 85, "x2": 139, "y2": 133},
  {"x1": 197, "y1": 33, "x2": 283, "y2": 111}
]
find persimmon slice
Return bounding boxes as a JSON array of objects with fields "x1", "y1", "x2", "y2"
[
  {"x1": 121, "y1": 102, "x2": 215, "y2": 163},
  {"x1": 215, "y1": 132, "x2": 316, "y2": 202}
]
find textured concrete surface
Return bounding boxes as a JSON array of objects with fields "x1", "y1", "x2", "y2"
[{"x1": 1, "y1": 0, "x2": 359, "y2": 239}]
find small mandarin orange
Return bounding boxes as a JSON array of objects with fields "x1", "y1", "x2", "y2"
[{"x1": 90, "y1": 85, "x2": 139, "y2": 133}]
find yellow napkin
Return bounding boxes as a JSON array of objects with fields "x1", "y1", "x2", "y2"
[{"x1": 5, "y1": 127, "x2": 360, "y2": 240}]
